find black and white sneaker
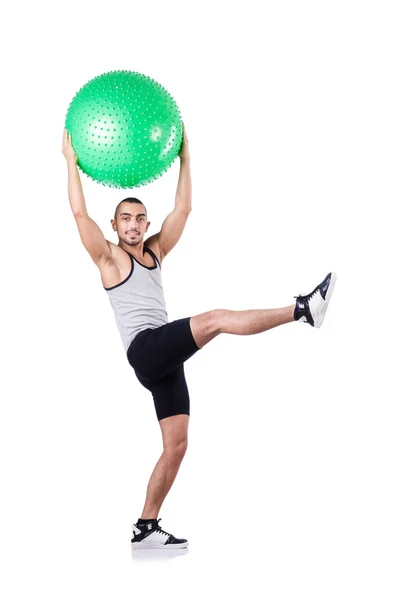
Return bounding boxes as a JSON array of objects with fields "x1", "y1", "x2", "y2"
[
  {"x1": 131, "y1": 518, "x2": 188, "y2": 550},
  {"x1": 294, "y1": 272, "x2": 337, "y2": 328}
]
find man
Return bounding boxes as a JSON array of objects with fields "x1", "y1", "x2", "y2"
[{"x1": 62, "y1": 125, "x2": 336, "y2": 550}]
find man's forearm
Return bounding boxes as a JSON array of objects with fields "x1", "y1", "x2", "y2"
[
  {"x1": 67, "y1": 162, "x2": 88, "y2": 216},
  {"x1": 175, "y1": 157, "x2": 192, "y2": 213}
]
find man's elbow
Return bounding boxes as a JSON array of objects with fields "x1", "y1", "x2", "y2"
[{"x1": 181, "y1": 206, "x2": 192, "y2": 215}]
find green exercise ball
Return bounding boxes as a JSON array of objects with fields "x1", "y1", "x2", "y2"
[{"x1": 64, "y1": 70, "x2": 183, "y2": 188}]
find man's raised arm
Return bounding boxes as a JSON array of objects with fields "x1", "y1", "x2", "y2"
[
  {"x1": 63, "y1": 129, "x2": 112, "y2": 266},
  {"x1": 155, "y1": 123, "x2": 192, "y2": 258}
]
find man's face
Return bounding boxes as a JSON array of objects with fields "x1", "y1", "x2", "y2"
[{"x1": 111, "y1": 203, "x2": 150, "y2": 246}]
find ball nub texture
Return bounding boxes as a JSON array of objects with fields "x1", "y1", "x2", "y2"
[{"x1": 64, "y1": 70, "x2": 183, "y2": 188}]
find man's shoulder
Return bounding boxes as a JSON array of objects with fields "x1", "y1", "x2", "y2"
[{"x1": 143, "y1": 233, "x2": 163, "y2": 264}]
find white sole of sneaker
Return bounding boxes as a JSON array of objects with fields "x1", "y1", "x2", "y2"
[
  {"x1": 314, "y1": 272, "x2": 337, "y2": 328},
  {"x1": 131, "y1": 541, "x2": 189, "y2": 550}
]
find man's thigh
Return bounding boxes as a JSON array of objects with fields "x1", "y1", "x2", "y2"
[
  {"x1": 128, "y1": 317, "x2": 200, "y2": 380},
  {"x1": 151, "y1": 364, "x2": 191, "y2": 421}
]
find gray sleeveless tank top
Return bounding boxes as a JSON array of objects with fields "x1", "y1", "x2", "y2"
[{"x1": 103, "y1": 246, "x2": 168, "y2": 353}]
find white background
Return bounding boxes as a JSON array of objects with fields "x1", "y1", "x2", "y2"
[{"x1": 1, "y1": 1, "x2": 396, "y2": 598}]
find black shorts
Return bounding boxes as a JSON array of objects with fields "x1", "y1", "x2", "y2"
[{"x1": 126, "y1": 317, "x2": 200, "y2": 421}]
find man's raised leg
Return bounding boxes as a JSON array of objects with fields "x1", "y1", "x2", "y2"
[
  {"x1": 190, "y1": 306, "x2": 295, "y2": 349},
  {"x1": 189, "y1": 272, "x2": 337, "y2": 349}
]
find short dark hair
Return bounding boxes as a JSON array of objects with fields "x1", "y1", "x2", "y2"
[{"x1": 114, "y1": 197, "x2": 147, "y2": 220}]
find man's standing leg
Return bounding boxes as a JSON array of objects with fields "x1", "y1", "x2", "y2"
[{"x1": 139, "y1": 414, "x2": 189, "y2": 520}]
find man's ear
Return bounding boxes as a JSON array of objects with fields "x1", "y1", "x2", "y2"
[
  {"x1": 111, "y1": 218, "x2": 117, "y2": 232},
  {"x1": 146, "y1": 220, "x2": 151, "y2": 231}
]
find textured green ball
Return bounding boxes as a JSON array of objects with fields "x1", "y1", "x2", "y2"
[{"x1": 64, "y1": 70, "x2": 183, "y2": 188}]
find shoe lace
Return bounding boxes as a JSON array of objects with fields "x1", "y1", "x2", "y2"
[
  {"x1": 131, "y1": 518, "x2": 171, "y2": 537},
  {"x1": 155, "y1": 518, "x2": 171, "y2": 537},
  {"x1": 294, "y1": 286, "x2": 319, "y2": 302}
]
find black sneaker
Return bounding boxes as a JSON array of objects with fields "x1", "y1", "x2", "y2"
[
  {"x1": 131, "y1": 518, "x2": 188, "y2": 550},
  {"x1": 294, "y1": 272, "x2": 337, "y2": 328}
]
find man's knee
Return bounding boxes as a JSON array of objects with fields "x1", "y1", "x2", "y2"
[
  {"x1": 164, "y1": 437, "x2": 188, "y2": 464},
  {"x1": 208, "y1": 309, "x2": 229, "y2": 335},
  {"x1": 190, "y1": 309, "x2": 227, "y2": 347}
]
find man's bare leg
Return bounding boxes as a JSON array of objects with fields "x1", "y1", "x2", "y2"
[
  {"x1": 190, "y1": 305, "x2": 295, "y2": 349},
  {"x1": 140, "y1": 415, "x2": 189, "y2": 520}
]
